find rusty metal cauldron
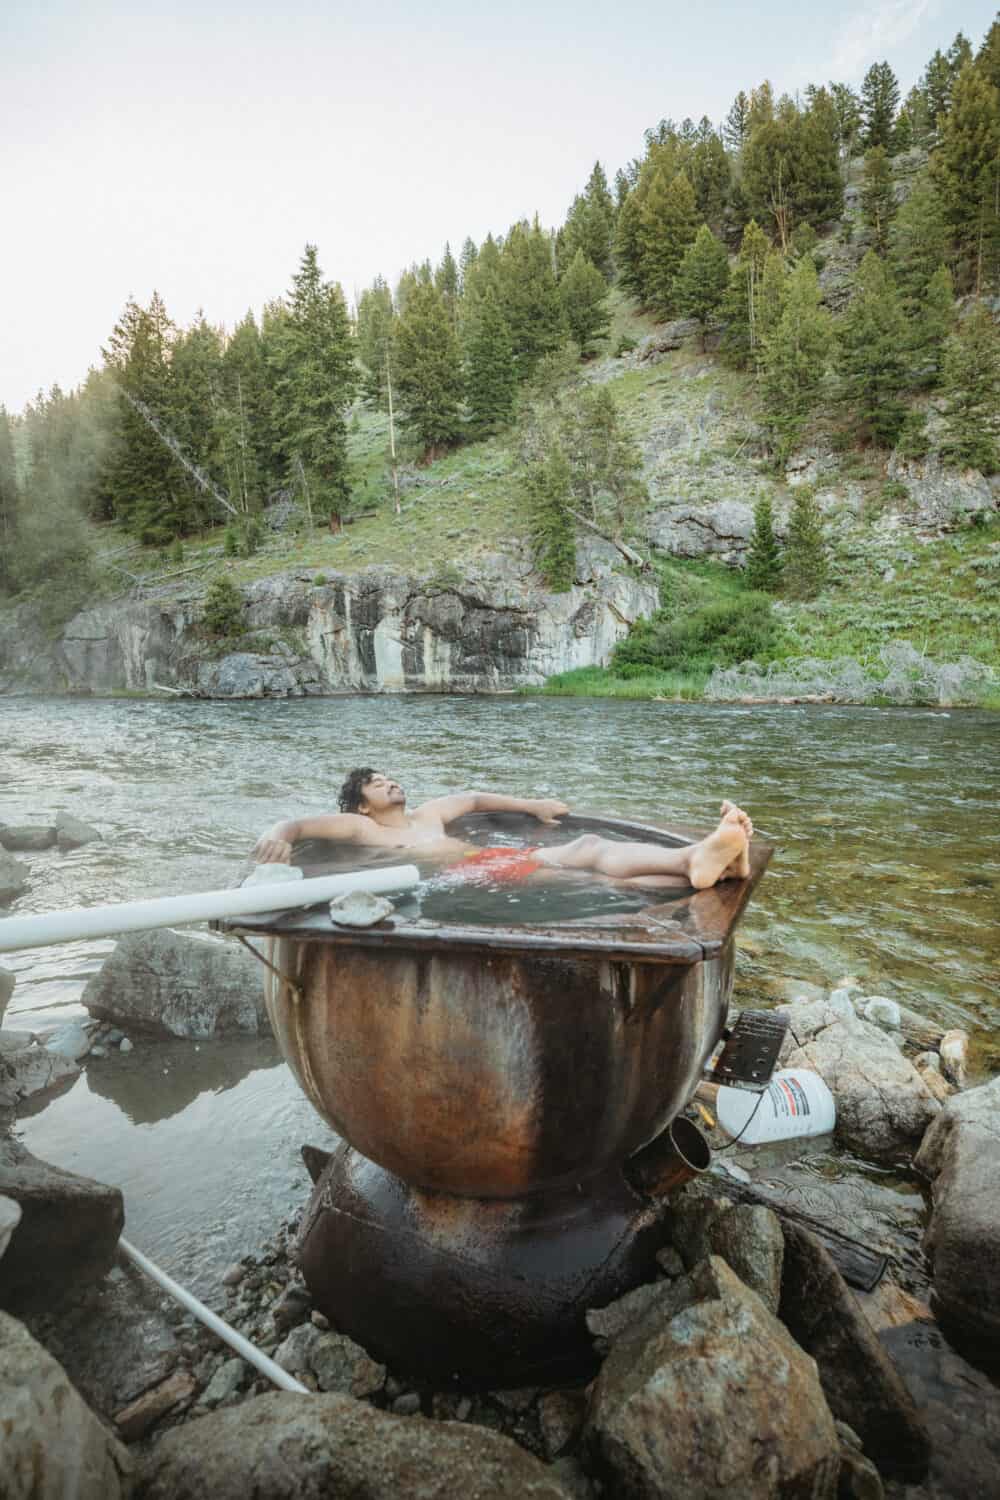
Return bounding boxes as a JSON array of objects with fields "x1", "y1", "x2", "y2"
[{"x1": 224, "y1": 812, "x2": 771, "y2": 1385}]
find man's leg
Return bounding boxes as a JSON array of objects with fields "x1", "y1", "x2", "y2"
[{"x1": 539, "y1": 804, "x2": 752, "y2": 890}]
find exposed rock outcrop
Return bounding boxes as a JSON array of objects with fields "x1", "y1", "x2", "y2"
[{"x1": 0, "y1": 559, "x2": 658, "y2": 698}]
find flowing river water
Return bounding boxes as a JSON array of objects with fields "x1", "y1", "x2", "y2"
[{"x1": 2, "y1": 695, "x2": 998, "y2": 1302}]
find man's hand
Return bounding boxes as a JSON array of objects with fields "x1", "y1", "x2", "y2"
[
  {"x1": 251, "y1": 834, "x2": 293, "y2": 864},
  {"x1": 529, "y1": 798, "x2": 569, "y2": 825}
]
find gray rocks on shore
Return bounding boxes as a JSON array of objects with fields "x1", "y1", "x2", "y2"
[
  {"x1": 0, "y1": 1029, "x2": 81, "y2": 1113},
  {"x1": 0, "y1": 965, "x2": 14, "y2": 1025},
  {"x1": 776, "y1": 995, "x2": 940, "y2": 1164},
  {"x1": 0, "y1": 1309, "x2": 131, "y2": 1499},
  {"x1": 914, "y1": 1075, "x2": 1000, "y2": 1354},
  {"x1": 83, "y1": 928, "x2": 267, "y2": 1038},
  {"x1": 0, "y1": 1136, "x2": 123, "y2": 1309},
  {"x1": 586, "y1": 1255, "x2": 841, "y2": 1500},
  {"x1": 134, "y1": 1390, "x2": 573, "y2": 1500}
]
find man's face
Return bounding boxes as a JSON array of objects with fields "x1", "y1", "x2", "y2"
[{"x1": 360, "y1": 772, "x2": 406, "y2": 815}]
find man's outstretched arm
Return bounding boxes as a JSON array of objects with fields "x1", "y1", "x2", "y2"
[
  {"x1": 252, "y1": 813, "x2": 369, "y2": 863},
  {"x1": 421, "y1": 791, "x2": 569, "y2": 826}
]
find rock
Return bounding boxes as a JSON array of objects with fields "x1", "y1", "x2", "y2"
[
  {"x1": 0, "y1": 1309, "x2": 131, "y2": 1497},
  {"x1": 222, "y1": 1262, "x2": 246, "y2": 1287},
  {"x1": 0, "y1": 1034, "x2": 81, "y2": 1111},
  {"x1": 937, "y1": 1029, "x2": 968, "y2": 1088},
  {"x1": 271, "y1": 1282, "x2": 312, "y2": 1332},
  {"x1": 778, "y1": 1222, "x2": 930, "y2": 1480},
  {"x1": 654, "y1": 1244, "x2": 684, "y2": 1277},
  {"x1": 44, "y1": 1019, "x2": 94, "y2": 1061},
  {"x1": 54, "y1": 812, "x2": 102, "y2": 849},
  {"x1": 200, "y1": 1357, "x2": 247, "y2": 1409},
  {"x1": 0, "y1": 965, "x2": 15, "y2": 1024},
  {"x1": 586, "y1": 1256, "x2": 840, "y2": 1500},
  {"x1": 550, "y1": 1456, "x2": 597, "y2": 1500},
  {"x1": 914, "y1": 1075, "x2": 1000, "y2": 1352},
  {"x1": 585, "y1": 1279, "x2": 670, "y2": 1355},
  {"x1": 668, "y1": 1195, "x2": 784, "y2": 1313},
  {"x1": 859, "y1": 997, "x2": 942, "y2": 1049},
  {"x1": 273, "y1": 1321, "x2": 321, "y2": 1377},
  {"x1": 538, "y1": 1389, "x2": 586, "y2": 1459},
  {"x1": 885, "y1": 452, "x2": 996, "y2": 529},
  {"x1": 915, "y1": 1060, "x2": 953, "y2": 1104},
  {"x1": 861, "y1": 997, "x2": 901, "y2": 1031},
  {"x1": 644, "y1": 498, "x2": 755, "y2": 564},
  {"x1": 0, "y1": 824, "x2": 56, "y2": 851},
  {"x1": 776, "y1": 997, "x2": 939, "y2": 1164},
  {"x1": 0, "y1": 1193, "x2": 22, "y2": 1260},
  {"x1": 119, "y1": 1036, "x2": 133, "y2": 1053},
  {"x1": 83, "y1": 928, "x2": 268, "y2": 1038},
  {"x1": 837, "y1": 1446, "x2": 885, "y2": 1499},
  {"x1": 391, "y1": 1391, "x2": 421, "y2": 1415},
  {"x1": 114, "y1": 1369, "x2": 198, "y2": 1441},
  {"x1": 311, "y1": 1331, "x2": 386, "y2": 1398},
  {"x1": 133, "y1": 1390, "x2": 572, "y2": 1499},
  {"x1": 0, "y1": 1136, "x2": 123, "y2": 1309},
  {"x1": 0, "y1": 847, "x2": 30, "y2": 903}
]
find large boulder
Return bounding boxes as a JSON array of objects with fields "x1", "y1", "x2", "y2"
[
  {"x1": 134, "y1": 1390, "x2": 572, "y2": 1500},
  {"x1": 83, "y1": 928, "x2": 268, "y2": 1038},
  {"x1": 586, "y1": 1256, "x2": 840, "y2": 1500},
  {"x1": 55, "y1": 812, "x2": 102, "y2": 849},
  {"x1": 0, "y1": 1310, "x2": 131, "y2": 1499},
  {"x1": 644, "y1": 499, "x2": 756, "y2": 563},
  {"x1": 778, "y1": 1222, "x2": 929, "y2": 1480},
  {"x1": 0, "y1": 1136, "x2": 123, "y2": 1309},
  {"x1": 776, "y1": 997, "x2": 939, "y2": 1164},
  {"x1": 667, "y1": 1194, "x2": 784, "y2": 1314},
  {"x1": 914, "y1": 1075, "x2": 1000, "y2": 1352},
  {"x1": 0, "y1": 847, "x2": 30, "y2": 903},
  {"x1": 0, "y1": 824, "x2": 57, "y2": 851}
]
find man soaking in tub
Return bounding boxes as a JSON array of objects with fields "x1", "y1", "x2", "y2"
[{"x1": 252, "y1": 769, "x2": 753, "y2": 892}]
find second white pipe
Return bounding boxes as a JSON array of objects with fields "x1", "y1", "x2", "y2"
[{"x1": 0, "y1": 865, "x2": 420, "y2": 954}]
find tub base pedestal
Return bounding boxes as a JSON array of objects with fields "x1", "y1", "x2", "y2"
[{"x1": 297, "y1": 1141, "x2": 671, "y2": 1388}]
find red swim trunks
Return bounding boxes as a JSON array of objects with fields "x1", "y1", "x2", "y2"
[{"x1": 445, "y1": 846, "x2": 544, "y2": 885}]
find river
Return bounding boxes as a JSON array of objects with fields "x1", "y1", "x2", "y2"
[{"x1": 2, "y1": 695, "x2": 998, "y2": 1299}]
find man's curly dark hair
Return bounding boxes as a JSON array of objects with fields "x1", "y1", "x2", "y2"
[{"x1": 338, "y1": 767, "x2": 378, "y2": 814}]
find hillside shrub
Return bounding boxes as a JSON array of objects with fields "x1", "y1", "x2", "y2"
[
  {"x1": 613, "y1": 592, "x2": 779, "y2": 677},
  {"x1": 201, "y1": 576, "x2": 245, "y2": 638}
]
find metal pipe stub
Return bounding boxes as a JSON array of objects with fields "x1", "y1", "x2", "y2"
[{"x1": 627, "y1": 1116, "x2": 712, "y2": 1198}]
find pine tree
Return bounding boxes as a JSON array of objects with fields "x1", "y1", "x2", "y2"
[
  {"x1": 674, "y1": 225, "x2": 730, "y2": 348},
  {"x1": 639, "y1": 169, "x2": 700, "y2": 314},
  {"x1": 170, "y1": 313, "x2": 227, "y2": 521},
  {"x1": 758, "y1": 250, "x2": 789, "y2": 360},
  {"x1": 613, "y1": 192, "x2": 646, "y2": 299},
  {"x1": 720, "y1": 220, "x2": 771, "y2": 368},
  {"x1": 280, "y1": 244, "x2": 357, "y2": 517},
  {"x1": 861, "y1": 61, "x2": 900, "y2": 152},
  {"x1": 557, "y1": 386, "x2": 648, "y2": 539},
  {"x1": 0, "y1": 407, "x2": 18, "y2": 591},
  {"x1": 977, "y1": 16, "x2": 1000, "y2": 93},
  {"x1": 931, "y1": 64, "x2": 1000, "y2": 292},
  {"x1": 836, "y1": 251, "x2": 909, "y2": 446},
  {"x1": 861, "y1": 146, "x2": 896, "y2": 254},
  {"x1": 796, "y1": 89, "x2": 845, "y2": 225},
  {"x1": 496, "y1": 219, "x2": 567, "y2": 379},
  {"x1": 889, "y1": 175, "x2": 950, "y2": 313},
  {"x1": 690, "y1": 127, "x2": 731, "y2": 234},
  {"x1": 742, "y1": 118, "x2": 796, "y2": 249},
  {"x1": 465, "y1": 288, "x2": 516, "y2": 435},
  {"x1": 724, "y1": 91, "x2": 751, "y2": 151},
  {"x1": 783, "y1": 486, "x2": 828, "y2": 598},
  {"x1": 745, "y1": 495, "x2": 783, "y2": 591},
  {"x1": 939, "y1": 303, "x2": 1000, "y2": 472},
  {"x1": 435, "y1": 244, "x2": 460, "y2": 328},
  {"x1": 458, "y1": 238, "x2": 478, "y2": 294},
  {"x1": 910, "y1": 265, "x2": 955, "y2": 387},
  {"x1": 760, "y1": 257, "x2": 831, "y2": 460},
  {"x1": 393, "y1": 281, "x2": 464, "y2": 455},
  {"x1": 896, "y1": 85, "x2": 933, "y2": 150},
  {"x1": 559, "y1": 250, "x2": 610, "y2": 352},
  {"x1": 829, "y1": 83, "x2": 863, "y2": 169},
  {"x1": 558, "y1": 163, "x2": 616, "y2": 281},
  {"x1": 356, "y1": 277, "x2": 395, "y2": 407},
  {"x1": 524, "y1": 444, "x2": 576, "y2": 591},
  {"x1": 923, "y1": 51, "x2": 953, "y2": 133}
]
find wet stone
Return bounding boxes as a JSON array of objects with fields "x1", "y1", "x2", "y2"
[
  {"x1": 201, "y1": 1357, "x2": 247, "y2": 1409},
  {"x1": 270, "y1": 1282, "x2": 311, "y2": 1332},
  {"x1": 655, "y1": 1244, "x2": 684, "y2": 1277},
  {"x1": 391, "y1": 1391, "x2": 421, "y2": 1416},
  {"x1": 537, "y1": 1389, "x2": 586, "y2": 1460},
  {"x1": 114, "y1": 1369, "x2": 197, "y2": 1442}
]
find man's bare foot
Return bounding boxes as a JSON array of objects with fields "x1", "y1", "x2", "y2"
[{"x1": 687, "y1": 806, "x2": 750, "y2": 889}]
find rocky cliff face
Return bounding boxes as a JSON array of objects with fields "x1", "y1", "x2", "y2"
[{"x1": 0, "y1": 553, "x2": 657, "y2": 699}]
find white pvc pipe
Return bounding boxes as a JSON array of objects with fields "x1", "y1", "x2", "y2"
[
  {"x1": 0, "y1": 865, "x2": 420, "y2": 954},
  {"x1": 119, "y1": 1236, "x2": 311, "y2": 1395}
]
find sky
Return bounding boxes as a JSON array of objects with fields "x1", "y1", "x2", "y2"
[{"x1": 2, "y1": 0, "x2": 996, "y2": 413}]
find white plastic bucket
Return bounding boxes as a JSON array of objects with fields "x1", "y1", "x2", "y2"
[{"x1": 713, "y1": 1069, "x2": 836, "y2": 1145}]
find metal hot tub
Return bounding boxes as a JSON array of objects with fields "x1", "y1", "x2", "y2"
[{"x1": 223, "y1": 811, "x2": 771, "y2": 1384}]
